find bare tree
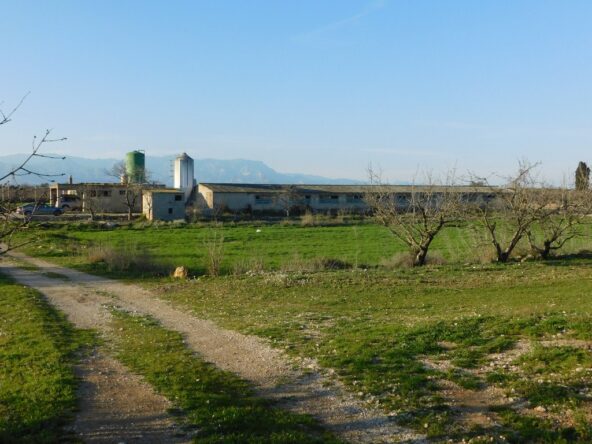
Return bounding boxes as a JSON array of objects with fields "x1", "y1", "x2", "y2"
[
  {"x1": 80, "y1": 184, "x2": 105, "y2": 221},
  {"x1": 108, "y1": 161, "x2": 147, "y2": 221},
  {"x1": 365, "y1": 168, "x2": 463, "y2": 266},
  {"x1": 526, "y1": 185, "x2": 591, "y2": 259},
  {"x1": 275, "y1": 185, "x2": 300, "y2": 217},
  {"x1": 0, "y1": 94, "x2": 66, "y2": 253},
  {"x1": 476, "y1": 161, "x2": 548, "y2": 263}
]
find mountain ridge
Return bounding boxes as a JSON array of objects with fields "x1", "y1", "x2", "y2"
[{"x1": 0, "y1": 154, "x2": 361, "y2": 186}]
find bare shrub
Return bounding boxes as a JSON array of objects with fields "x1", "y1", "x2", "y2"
[
  {"x1": 381, "y1": 251, "x2": 447, "y2": 269},
  {"x1": 301, "y1": 211, "x2": 316, "y2": 227},
  {"x1": 87, "y1": 243, "x2": 162, "y2": 274},
  {"x1": 232, "y1": 256, "x2": 266, "y2": 275},
  {"x1": 203, "y1": 230, "x2": 225, "y2": 276},
  {"x1": 280, "y1": 254, "x2": 311, "y2": 273}
]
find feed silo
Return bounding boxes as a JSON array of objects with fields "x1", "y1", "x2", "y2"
[
  {"x1": 174, "y1": 152, "x2": 195, "y2": 201},
  {"x1": 125, "y1": 150, "x2": 146, "y2": 183}
]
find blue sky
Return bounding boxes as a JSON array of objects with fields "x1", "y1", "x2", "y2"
[{"x1": 1, "y1": 0, "x2": 591, "y2": 183}]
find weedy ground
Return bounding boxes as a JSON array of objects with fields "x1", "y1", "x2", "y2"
[
  {"x1": 10, "y1": 220, "x2": 592, "y2": 442},
  {"x1": 148, "y1": 264, "x2": 592, "y2": 442}
]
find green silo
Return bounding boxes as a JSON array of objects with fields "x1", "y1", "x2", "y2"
[{"x1": 125, "y1": 150, "x2": 145, "y2": 183}]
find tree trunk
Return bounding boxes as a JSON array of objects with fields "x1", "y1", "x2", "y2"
[
  {"x1": 413, "y1": 248, "x2": 429, "y2": 266},
  {"x1": 497, "y1": 251, "x2": 511, "y2": 262},
  {"x1": 540, "y1": 241, "x2": 552, "y2": 259}
]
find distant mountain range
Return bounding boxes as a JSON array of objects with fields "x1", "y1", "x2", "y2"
[{"x1": 0, "y1": 154, "x2": 361, "y2": 186}]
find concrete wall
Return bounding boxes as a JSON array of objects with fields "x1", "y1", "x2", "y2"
[
  {"x1": 143, "y1": 191, "x2": 186, "y2": 221},
  {"x1": 195, "y1": 184, "x2": 499, "y2": 215},
  {"x1": 197, "y1": 187, "x2": 369, "y2": 213},
  {"x1": 49, "y1": 183, "x2": 143, "y2": 213}
]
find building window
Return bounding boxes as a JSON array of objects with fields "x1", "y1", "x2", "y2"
[
  {"x1": 101, "y1": 190, "x2": 111, "y2": 197},
  {"x1": 119, "y1": 190, "x2": 126, "y2": 195},
  {"x1": 254, "y1": 194, "x2": 272, "y2": 205},
  {"x1": 174, "y1": 194, "x2": 183, "y2": 201},
  {"x1": 319, "y1": 194, "x2": 340, "y2": 204},
  {"x1": 346, "y1": 194, "x2": 363, "y2": 203},
  {"x1": 168, "y1": 208, "x2": 173, "y2": 214}
]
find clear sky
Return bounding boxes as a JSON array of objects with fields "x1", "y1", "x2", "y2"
[{"x1": 1, "y1": 0, "x2": 591, "y2": 183}]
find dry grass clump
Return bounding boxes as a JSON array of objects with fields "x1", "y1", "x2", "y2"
[
  {"x1": 232, "y1": 257, "x2": 266, "y2": 275},
  {"x1": 203, "y1": 230, "x2": 225, "y2": 276},
  {"x1": 300, "y1": 211, "x2": 316, "y2": 227},
  {"x1": 87, "y1": 243, "x2": 163, "y2": 274},
  {"x1": 380, "y1": 252, "x2": 415, "y2": 269}
]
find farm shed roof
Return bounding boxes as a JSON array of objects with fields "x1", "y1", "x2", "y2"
[{"x1": 198, "y1": 183, "x2": 497, "y2": 194}]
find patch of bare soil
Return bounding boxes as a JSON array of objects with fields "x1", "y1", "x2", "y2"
[
  {"x1": 421, "y1": 356, "x2": 510, "y2": 428},
  {"x1": 72, "y1": 350, "x2": 185, "y2": 443},
  {"x1": 420, "y1": 341, "x2": 535, "y2": 428},
  {"x1": 1, "y1": 252, "x2": 426, "y2": 444},
  {"x1": 424, "y1": 338, "x2": 592, "y2": 432}
]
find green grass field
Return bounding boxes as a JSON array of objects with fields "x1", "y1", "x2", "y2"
[
  {"x1": 0, "y1": 274, "x2": 95, "y2": 443},
  {"x1": 11, "y1": 220, "x2": 592, "y2": 441},
  {"x1": 17, "y1": 219, "x2": 592, "y2": 277}
]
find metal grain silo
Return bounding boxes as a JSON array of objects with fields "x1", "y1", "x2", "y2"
[
  {"x1": 174, "y1": 152, "x2": 194, "y2": 201},
  {"x1": 126, "y1": 150, "x2": 146, "y2": 183}
]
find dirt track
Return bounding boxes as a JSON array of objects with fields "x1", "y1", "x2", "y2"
[{"x1": 0, "y1": 251, "x2": 426, "y2": 443}]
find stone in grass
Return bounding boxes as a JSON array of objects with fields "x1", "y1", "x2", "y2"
[
  {"x1": 534, "y1": 405, "x2": 546, "y2": 413},
  {"x1": 173, "y1": 266, "x2": 188, "y2": 279}
]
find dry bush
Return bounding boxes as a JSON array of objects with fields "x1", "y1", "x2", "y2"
[
  {"x1": 87, "y1": 243, "x2": 162, "y2": 274},
  {"x1": 300, "y1": 211, "x2": 316, "y2": 227}
]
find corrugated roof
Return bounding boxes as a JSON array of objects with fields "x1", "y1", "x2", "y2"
[{"x1": 198, "y1": 183, "x2": 497, "y2": 194}]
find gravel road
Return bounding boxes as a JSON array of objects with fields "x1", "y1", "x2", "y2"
[{"x1": 0, "y1": 251, "x2": 425, "y2": 443}]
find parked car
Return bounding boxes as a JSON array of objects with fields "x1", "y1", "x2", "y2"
[
  {"x1": 56, "y1": 194, "x2": 82, "y2": 211},
  {"x1": 16, "y1": 203, "x2": 63, "y2": 217}
]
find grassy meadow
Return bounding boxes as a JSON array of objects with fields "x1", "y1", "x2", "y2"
[
  {"x1": 10, "y1": 219, "x2": 592, "y2": 441},
  {"x1": 16, "y1": 218, "x2": 592, "y2": 277}
]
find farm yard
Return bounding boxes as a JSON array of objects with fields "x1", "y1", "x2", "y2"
[{"x1": 1, "y1": 220, "x2": 591, "y2": 443}]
